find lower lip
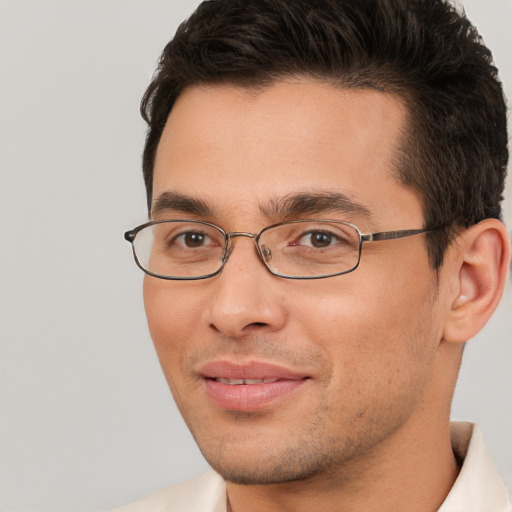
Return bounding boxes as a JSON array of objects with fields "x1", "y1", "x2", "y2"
[{"x1": 204, "y1": 379, "x2": 307, "y2": 411}]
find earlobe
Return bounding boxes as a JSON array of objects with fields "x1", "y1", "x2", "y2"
[{"x1": 443, "y1": 219, "x2": 511, "y2": 344}]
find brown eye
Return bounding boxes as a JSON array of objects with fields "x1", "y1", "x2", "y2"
[
  {"x1": 182, "y1": 232, "x2": 207, "y2": 247},
  {"x1": 310, "y1": 232, "x2": 332, "y2": 247},
  {"x1": 298, "y1": 231, "x2": 338, "y2": 248}
]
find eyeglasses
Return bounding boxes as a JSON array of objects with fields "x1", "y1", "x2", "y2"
[{"x1": 124, "y1": 219, "x2": 432, "y2": 280}]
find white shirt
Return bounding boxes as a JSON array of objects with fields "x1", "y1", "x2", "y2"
[{"x1": 111, "y1": 422, "x2": 511, "y2": 512}]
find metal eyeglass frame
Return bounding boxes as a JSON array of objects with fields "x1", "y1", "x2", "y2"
[{"x1": 124, "y1": 219, "x2": 434, "y2": 281}]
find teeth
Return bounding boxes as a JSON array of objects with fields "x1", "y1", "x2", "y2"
[
  {"x1": 215, "y1": 378, "x2": 279, "y2": 385},
  {"x1": 244, "y1": 378, "x2": 264, "y2": 385},
  {"x1": 216, "y1": 378, "x2": 244, "y2": 385}
]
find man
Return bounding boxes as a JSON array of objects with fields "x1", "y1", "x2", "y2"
[{"x1": 119, "y1": 0, "x2": 511, "y2": 510}]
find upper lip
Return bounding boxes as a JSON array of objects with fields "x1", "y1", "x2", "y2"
[{"x1": 198, "y1": 360, "x2": 309, "y2": 380}]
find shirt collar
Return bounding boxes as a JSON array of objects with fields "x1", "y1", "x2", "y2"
[{"x1": 438, "y1": 422, "x2": 511, "y2": 511}]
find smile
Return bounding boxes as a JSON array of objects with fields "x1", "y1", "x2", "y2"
[{"x1": 199, "y1": 360, "x2": 310, "y2": 411}]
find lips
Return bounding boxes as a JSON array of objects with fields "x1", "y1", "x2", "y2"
[{"x1": 199, "y1": 361, "x2": 309, "y2": 411}]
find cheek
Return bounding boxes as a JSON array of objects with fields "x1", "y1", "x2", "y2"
[
  {"x1": 290, "y1": 271, "x2": 439, "y2": 380},
  {"x1": 143, "y1": 277, "x2": 206, "y2": 373},
  {"x1": 143, "y1": 278, "x2": 213, "y2": 417},
  {"x1": 290, "y1": 281, "x2": 439, "y2": 433}
]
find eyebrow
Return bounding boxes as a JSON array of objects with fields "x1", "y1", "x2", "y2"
[
  {"x1": 261, "y1": 191, "x2": 372, "y2": 221},
  {"x1": 152, "y1": 191, "x2": 214, "y2": 218},
  {"x1": 151, "y1": 190, "x2": 372, "y2": 222}
]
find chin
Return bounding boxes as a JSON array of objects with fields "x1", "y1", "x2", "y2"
[
  {"x1": 201, "y1": 442, "x2": 340, "y2": 486},
  {"x1": 213, "y1": 463, "x2": 322, "y2": 486}
]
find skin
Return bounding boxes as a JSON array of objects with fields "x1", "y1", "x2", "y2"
[{"x1": 143, "y1": 80, "x2": 480, "y2": 511}]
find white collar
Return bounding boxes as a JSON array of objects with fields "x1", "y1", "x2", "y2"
[{"x1": 438, "y1": 422, "x2": 511, "y2": 511}]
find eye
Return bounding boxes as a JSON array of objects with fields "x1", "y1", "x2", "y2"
[
  {"x1": 296, "y1": 230, "x2": 341, "y2": 248},
  {"x1": 174, "y1": 231, "x2": 212, "y2": 248}
]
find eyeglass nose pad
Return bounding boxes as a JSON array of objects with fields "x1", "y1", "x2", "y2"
[
  {"x1": 222, "y1": 238, "x2": 234, "y2": 262},
  {"x1": 260, "y1": 244, "x2": 272, "y2": 261}
]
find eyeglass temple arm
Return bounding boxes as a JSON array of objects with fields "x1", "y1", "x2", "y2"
[{"x1": 362, "y1": 228, "x2": 432, "y2": 242}]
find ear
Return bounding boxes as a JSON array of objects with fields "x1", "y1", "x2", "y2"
[{"x1": 442, "y1": 219, "x2": 511, "y2": 344}]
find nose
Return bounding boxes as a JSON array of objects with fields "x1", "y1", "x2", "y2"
[{"x1": 203, "y1": 236, "x2": 287, "y2": 339}]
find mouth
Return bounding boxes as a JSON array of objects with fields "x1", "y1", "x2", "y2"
[{"x1": 199, "y1": 361, "x2": 310, "y2": 411}]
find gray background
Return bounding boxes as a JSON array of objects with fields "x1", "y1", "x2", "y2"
[{"x1": 0, "y1": 1, "x2": 510, "y2": 510}]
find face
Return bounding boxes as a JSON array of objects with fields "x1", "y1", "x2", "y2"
[{"x1": 144, "y1": 81, "x2": 445, "y2": 484}]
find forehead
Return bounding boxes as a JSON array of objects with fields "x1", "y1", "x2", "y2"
[{"x1": 152, "y1": 80, "x2": 422, "y2": 228}]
